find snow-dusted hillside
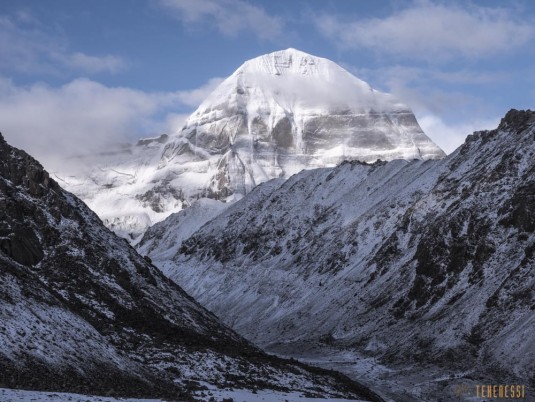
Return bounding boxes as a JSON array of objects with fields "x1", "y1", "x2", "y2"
[
  {"x1": 0, "y1": 133, "x2": 381, "y2": 401},
  {"x1": 0, "y1": 387, "x2": 370, "y2": 402},
  {"x1": 59, "y1": 49, "x2": 444, "y2": 240},
  {"x1": 146, "y1": 110, "x2": 535, "y2": 400},
  {"x1": 137, "y1": 197, "x2": 229, "y2": 261},
  {"x1": 55, "y1": 134, "x2": 174, "y2": 241}
]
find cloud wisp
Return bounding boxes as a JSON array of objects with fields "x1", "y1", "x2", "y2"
[
  {"x1": 314, "y1": 1, "x2": 534, "y2": 62},
  {"x1": 418, "y1": 114, "x2": 499, "y2": 154},
  {"x1": 60, "y1": 52, "x2": 126, "y2": 75},
  {"x1": 176, "y1": 77, "x2": 224, "y2": 107},
  {"x1": 0, "y1": 13, "x2": 126, "y2": 75},
  {"x1": 0, "y1": 76, "x2": 222, "y2": 172},
  {"x1": 159, "y1": 0, "x2": 285, "y2": 40},
  {"x1": 342, "y1": 63, "x2": 504, "y2": 154}
]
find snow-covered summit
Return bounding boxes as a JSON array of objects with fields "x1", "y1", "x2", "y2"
[
  {"x1": 162, "y1": 47, "x2": 445, "y2": 205},
  {"x1": 59, "y1": 49, "x2": 445, "y2": 240},
  {"x1": 240, "y1": 48, "x2": 336, "y2": 76},
  {"x1": 191, "y1": 48, "x2": 406, "y2": 118}
]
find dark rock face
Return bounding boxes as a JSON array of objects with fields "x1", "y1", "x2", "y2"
[
  {"x1": 272, "y1": 117, "x2": 294, "y2": 149},
  {"x1": 136, "y1": 134, "x2": 169, "y2": 146},
  {"x1": 508, "y1": 181, "x2": 535, "y2": 232},
  {"x1": 0, "y1": 135, "x2": 376, "y2": 400},
  {"x1": 0, "y1": 226, "x2": 43, "y2": 266},
  {"x1": 498, "y1": 108, "x2": 535, "y2": 132},
  {"x1": 0, "y1": 137, "x2": 56, "y2": 267},
  {"x1": 162, "y1": 110, "x2": 535, "y2": 393}
]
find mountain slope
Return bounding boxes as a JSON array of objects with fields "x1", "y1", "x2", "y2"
[
  {"x1": 148, "y1": 110, "x2": 534, "y2": 398},
  {"x1": 59, "y1": 49, "x2": 444, "y2": 240},
  {"x1": 0, "y1": 132, "x2": 380, "y2": 401},
  {"x1": 137, "y1": 198, "x2": 229, "y2": 261}
]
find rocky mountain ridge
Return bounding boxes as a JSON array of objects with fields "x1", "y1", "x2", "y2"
[
  {"x1": 143, "y1": 110, "x2": 535, "y2": 400},
  {"x1": 0, "y1": 132, "x2": 379, "y2": 401}
]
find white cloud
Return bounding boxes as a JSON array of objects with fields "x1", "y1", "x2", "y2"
[
  {"x1": 362, "y1": 65, "x2": 507, "y2": 87},
  {"x1": 176, "y1": 77, "x2": 224, "y2": 107},
  {"x1": 159, "y1": 0, "x2": 285, "y2": 40},
  {"x1": 58, "y1": 52, "x2": 126, "y2": 74},
  {"x1": 315, "y1": 1, "x2": 534, "y2": 61},
  {"x1": 344, "y1": 64, "x2": 493, "y2": 125},
  {"x1": 342, "y1": 63, "x2": 502, "y2": 154},
  {"x1": 165, "y1": 113, "x2": 190, "y2": 133},
  {"x1": 370, "y1": 67, "x2": 485, "y2": 116},
  {"x1": 0, "y1": 13, "x2": 125, "y2": 75},
  {"x1": 0, "y1": 76, "x2": 221, "y2": 172},
  {"x1": 418, "y1": 114, "x2": 499, "y2": 154}
]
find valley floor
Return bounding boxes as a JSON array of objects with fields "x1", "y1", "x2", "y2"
[
  {"x1": 270, "y1": 344, "x2": 505, "y2": 402},
  {"x1": 0, "y1": 388, "x2": 162, "y2": 402},
  {"x1": 0, "y1": 387, "x2": 368, "y2": 402}
]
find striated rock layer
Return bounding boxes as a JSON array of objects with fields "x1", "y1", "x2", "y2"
[
  {"x1": 60, "y1": 49, "x2": 444, "y2": 240},
  {"x1": 165, "y1": 48, "x2": 445, "y2": 197}
]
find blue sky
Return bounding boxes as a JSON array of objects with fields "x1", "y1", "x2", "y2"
[{"x1": 1, "y1": 0, "x2": 534, "y2": 170}]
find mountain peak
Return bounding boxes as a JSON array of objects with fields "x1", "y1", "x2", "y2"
[
  {"x1": 58, "y1": 50, "x2": 446, "y2": 240},
  {"x1": 194, "y1": 48, "x2": 421, "y2": 122},
  {"x1": 238, "y1": 48, "x2": 354, "y2": 80},
  {"x1": 176, "y1": 51, "x2": 445, "y2": 208}
]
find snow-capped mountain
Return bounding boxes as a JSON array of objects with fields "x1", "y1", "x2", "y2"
[
  {"x1": 0, "y1": 133, "x2": 380, "y2": 401},
  {"x1": 59, "y1": 48, "x2": 444, "y2": 240},
  {"x1": 166, "y1": 48, "x2": 444, "y2": 195},
  {"x1": 143, "y1": 110, "x2": 535, "y2": 400}
]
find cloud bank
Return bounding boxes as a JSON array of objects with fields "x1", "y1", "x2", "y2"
[
  {"x1": 315, "y1": 1, "x2": 534, "y2": 61},
  {"x1": 0, "y1": 77, "x2": 221, "y2": 172},
  {"x1": 176, "y1": 77, "x2": 224, "y2": 107}
]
